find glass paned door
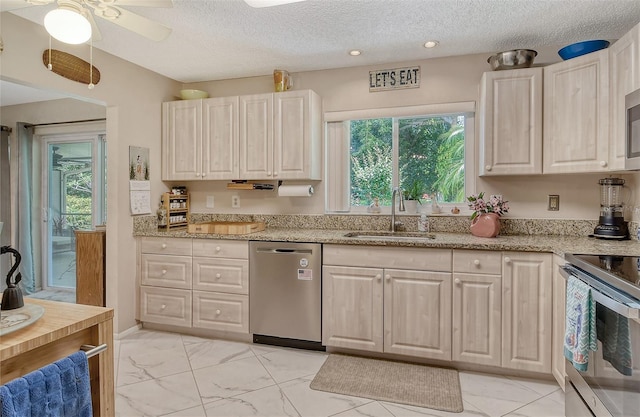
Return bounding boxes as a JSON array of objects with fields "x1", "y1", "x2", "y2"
[{"x1": 45, "y1": 138, "x2": 100, "y2": 289}]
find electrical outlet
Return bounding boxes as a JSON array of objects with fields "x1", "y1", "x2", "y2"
[
  {"x1": 206, "y1": 195, "x2": 215, "y2": 208},
  {"x1": 548, "y1": 195, "x2": 559, "y2": 211},
  {"x1": 231, "y1": 195, "x2": 240, "y2": 208}
]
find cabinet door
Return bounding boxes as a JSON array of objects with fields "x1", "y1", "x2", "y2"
[
  {"x1": 202, "y1": 96, "x2": 239, "y2": 179},
  {"x1": 502, "y1": 252, "x2": 552, "y2": 373},
  {"x1": 452, "y1": 272, "x2": 502, "y2": 366},
  {"x1": 239, "y1": 93, "x2": 273, "y2": 179},
  {"x1": 384, "y1": 269, "x2": 452, "y2": 360},
  {"x1": 162, "y1": 100, "x2": 202, "y2": 180},
  {"x1": 552, "y1": 255, "x2": 567, "y2": 389},
  {"x1": 322, "y1": 265, "x2": 383, "y2": 352},
  {"x1": 609, "y1": 23, "x2": 640, "y2": 171},
  {"x1": 479, "y1": 68, "x2": 543, "y2": 175},
  {"x1": 273, "y1": 90, "x2": 322, "y2": 180},
  {"x1": 141, "y1": 254, "x2": 192, "y2": 289},
  {"x1": 543, "y1": 50, "x2": 609, "y2": 173}
]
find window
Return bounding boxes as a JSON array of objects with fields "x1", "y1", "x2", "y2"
[
  {"x1": 325, "y1": 103, "x2": 475, "y2": 213},
  {"x1": 350, "y1": 114, "x2": 466, "y2": 207}
]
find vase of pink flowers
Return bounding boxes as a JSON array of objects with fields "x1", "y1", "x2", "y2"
[{"x1": 467, "y1": 192, "x2": 509, "y2": 238}]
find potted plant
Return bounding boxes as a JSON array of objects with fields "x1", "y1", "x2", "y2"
[
  {"x1": 466, "y1": 192, "x2": 509, "y2": 237},
  {"x1": 402, "y1": 180, "x2": 423, "y2": 213}
]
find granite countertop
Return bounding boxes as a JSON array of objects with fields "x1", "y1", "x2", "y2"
[{"x1": 133, "y1": 227, "x2": 640, "y2": 257}]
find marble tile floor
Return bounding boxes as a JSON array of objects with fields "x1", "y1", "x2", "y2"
[{"x1": 114, "y1": 329, "x2": 565, "y2": 417}]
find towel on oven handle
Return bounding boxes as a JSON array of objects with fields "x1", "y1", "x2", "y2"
[
  {"x1": 0, "y1": 350, "x2": 92, "y2": 417},
  {"x1": 564, "y1": 276, "x2": 597, "y2": 372},
  {"x1": 596, "y1": 303, "x2": 633, "y2": 376}
]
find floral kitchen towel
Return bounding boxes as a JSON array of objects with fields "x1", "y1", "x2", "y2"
[{"x1": 564, "y1": 276, "x2": 597, "y2": 372}]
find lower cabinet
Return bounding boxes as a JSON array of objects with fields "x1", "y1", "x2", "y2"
[
  {"x1": 551, "y1": 254, "x2": 567, "y2": 389},
  {"x1": 139, "y1": 237, "x2": 249, "y2": 334},
  {"x1": 323, "y1": 245, "x2": 554, "y2": 375},
  {"x1": 322, "y1": 245, "x2": 453, "y2": 360}
]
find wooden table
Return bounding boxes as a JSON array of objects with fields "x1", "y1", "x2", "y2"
[{"x1": 0, "y1": 299, "x2": 114, "y2": 416}]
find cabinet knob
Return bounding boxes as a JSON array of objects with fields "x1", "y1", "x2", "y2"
[
  {"x1": 161, "y1": 304, "x2": 166, "y2": 310},
  {"x1": 215, "y1": 246, "x2": 221, "y2": 252},
  {"x1": 215, "y1": 273, "x2": 221, "y2": 279},
  {"x1": 162, "y1": 269, "x2": 167, "y2": 275},
  {"x1": 385, "y1": 274, "x2": 391, "y2": 282},
  {"x1": 600, "y1": 161, "x2": 607, "y2": 167},
  {"x1": 376, "y1": 274, "x2": 381, "y2": 281},
  {"x1": 196, "y1": 173, "x2": 200, "y2": 177},
  {"x1": 161, "y1": 243, "x2": 167, "y2": 249},
  {"x1": 473, "y1": 259, "x2": 480, "y2": 266},
  {"x1": 485, "y1": 165, "x2": 492, "y2": 171},
  {"x1": 215, "y1": 309, "x2": 221, "y2": 315},
  {"x1": 202, "y1": 173, "x2": 206, "y2": 177},
  {"x1": 267, "y1": 171, "x2": 272, "y2": 176},
  {"x1": 454, "y1": 278, "x2": 461, "y2": 285},
  {"x1": 273, "y1": 172, "x2": 278, "y2": 177},
  {"x1": 504, "y1": 256, "x2": 511, "y2": 264}
]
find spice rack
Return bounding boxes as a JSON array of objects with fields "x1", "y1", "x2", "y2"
[{"x1": 159, "y1": 192, "x2": 190, "y2": 229}]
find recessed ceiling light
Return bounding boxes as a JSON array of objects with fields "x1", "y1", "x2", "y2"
[
  {"x1": 423, "y1": 41, "x2": 439, "y2": 49},
  {"x1": 349, "y1": 50, "x2": 362, "y2": 56}
]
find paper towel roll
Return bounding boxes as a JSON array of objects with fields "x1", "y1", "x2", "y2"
[{"x1": 278, "y1": 185, "x2": 314, "y2": 197}]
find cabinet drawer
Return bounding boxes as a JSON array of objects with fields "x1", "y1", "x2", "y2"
[
  {"x1": 453, "y1": 250, "x2": 502, "y2": 274},
  {"x1": 324, "y1": 245, "x2": 452, "y2": 272},
  {"x1": 192, "y1": 257, "x2": 248, "y2": 294},
  {"x1": 192, "y1": 239, "x2": 248, "y2": 259},
  {"x1": 141, "y1": 254, "x2": 192, "y2": 289},
  {"x1": 140, "y1": 286, "x2": 192, "y2": 327},
  {"x1": 140, "y1": 237, "x2": 192, "y2": 256},
  {"x1": 192, "y1": 291, "x2": 249, "y2": 333}
]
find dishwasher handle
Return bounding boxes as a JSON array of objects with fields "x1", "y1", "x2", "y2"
[{"x1": 255, "y1": 248, "x2": 313, "y2": 255}]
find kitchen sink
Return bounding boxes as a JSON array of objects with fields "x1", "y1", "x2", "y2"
[{"x1": 343, "y1": 231, "x2": 436, "y2": 241}]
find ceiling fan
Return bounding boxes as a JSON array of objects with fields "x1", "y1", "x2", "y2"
[{"x1": 3, "y1": 0, "x2": 173, "y2": 42}]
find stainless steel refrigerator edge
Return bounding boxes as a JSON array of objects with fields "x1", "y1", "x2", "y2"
[{"x1": 249, "y1": 241, "x2": 322, "y2": 347}]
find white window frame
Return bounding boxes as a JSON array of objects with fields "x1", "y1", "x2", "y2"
[{"x1": 325, "y1": 102, "x2": 476, "y2": 215}]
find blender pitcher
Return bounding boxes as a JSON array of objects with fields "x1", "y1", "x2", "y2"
[{"x1": 593, "y1": 177, "x2": 629, "y2": 239}]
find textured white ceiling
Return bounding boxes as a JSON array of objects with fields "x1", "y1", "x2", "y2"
[{"x1": 4, "y1": 0, "x2": 640, "y2": 85}]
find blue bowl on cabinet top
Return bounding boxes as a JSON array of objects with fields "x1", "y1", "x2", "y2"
[{"x1": 558, "y1": 40, "x2": 610, "y2": 60}]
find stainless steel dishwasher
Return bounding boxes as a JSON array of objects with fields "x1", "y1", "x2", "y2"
[{"x1": 249, "y1": 241, "x2": 323, "y2": 350}]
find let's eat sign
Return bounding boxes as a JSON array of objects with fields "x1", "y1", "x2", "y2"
[{"x1": 369, "y1": 66, "x2": 420, "y2": 92}]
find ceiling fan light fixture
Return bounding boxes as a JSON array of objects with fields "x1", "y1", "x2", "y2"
[{"x1": 44, "y1": 6, "x2": 92, "y2": 44}]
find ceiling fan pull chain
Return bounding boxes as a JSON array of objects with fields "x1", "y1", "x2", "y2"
[
  {"x1": 48, "y1": 36, "x2": 52, "y2": 71},
  {"x1": 88, "y1": 37, "x2": 95, "y2": 89}
]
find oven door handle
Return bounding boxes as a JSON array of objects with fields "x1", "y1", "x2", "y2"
[{"x1": 560, "y1": 266, "x2": 640, "y2": 319}]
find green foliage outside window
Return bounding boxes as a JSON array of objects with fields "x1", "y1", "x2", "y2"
[{"x1": 350, "y1": 115, "x2": 465, "y2": 207}]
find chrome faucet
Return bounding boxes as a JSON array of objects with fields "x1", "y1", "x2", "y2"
[{"x1": 390, "y1": 187, "x2": 406, "y2": 232}]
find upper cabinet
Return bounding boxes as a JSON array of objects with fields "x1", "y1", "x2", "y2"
[
  {"x1": 543, "y1": 49, "x2": 610, "y2": 173},
  {"x1": 609, "y1": 22, "x2": 640, "y2": 171},
  {"x1": 162, "y1": 96, "x2": 239, "y2": 181},
  {"x1": 162, "y1": 99, "x2": 203, "y2": 181},
  {"x1": 480, "y1": 23, "x2": 640, "y2": 176},
  {"x1": 163, "y1": 89, "x2": 322, "y2": 181},
  {"x1": 479, "y1": 68, "x2": 543, "y2": 175}
]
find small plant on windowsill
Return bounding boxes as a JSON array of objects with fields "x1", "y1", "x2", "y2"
[{"x1": 402, "y1": 180, "x2": 424, "y2": 204}]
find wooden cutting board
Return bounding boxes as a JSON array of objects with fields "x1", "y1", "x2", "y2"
[{"x1": 187, "y1": 221, "x2": 265, "y2": 235}]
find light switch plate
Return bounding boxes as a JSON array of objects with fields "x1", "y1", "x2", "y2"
[
  {"x1": 548, "y1": 195, "x2": 559, "y2": 211},
  {"x1": 206, "y1": 195, "x2": 215, "y2": 208}
]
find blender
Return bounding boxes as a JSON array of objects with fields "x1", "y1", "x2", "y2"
[{"x1": 593, "y1": 177, "x2": 629, "y2": 239}]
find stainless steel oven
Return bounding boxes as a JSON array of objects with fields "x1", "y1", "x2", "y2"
[{"x1": 562, "y1": 254, "x2": 640, "y2": 417}]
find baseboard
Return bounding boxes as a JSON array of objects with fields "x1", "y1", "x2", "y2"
[{"x1": 113, "y1": 323, "x2": 142, "y2": 340}]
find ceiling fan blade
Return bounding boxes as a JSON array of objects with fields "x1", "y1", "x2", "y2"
[
  {"x1": 94, "y1": 5, "x2": 171, "y2": 41},
  {"x1": 85, "y1": 11, "x2": 103, "y2": 42},
  {"x1": 109, "y1": 0, "x2": 173, "y2": 7},
  {"x1": 0, "y1": 0, "x2": 52, "y2": 12},
  {"x1": 244, "y1": 0, "x2": 305, "y2": 7}
]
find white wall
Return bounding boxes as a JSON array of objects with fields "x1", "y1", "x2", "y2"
[{"x1": 1, "y1": 12, "x2": 180, "y2": 333}]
